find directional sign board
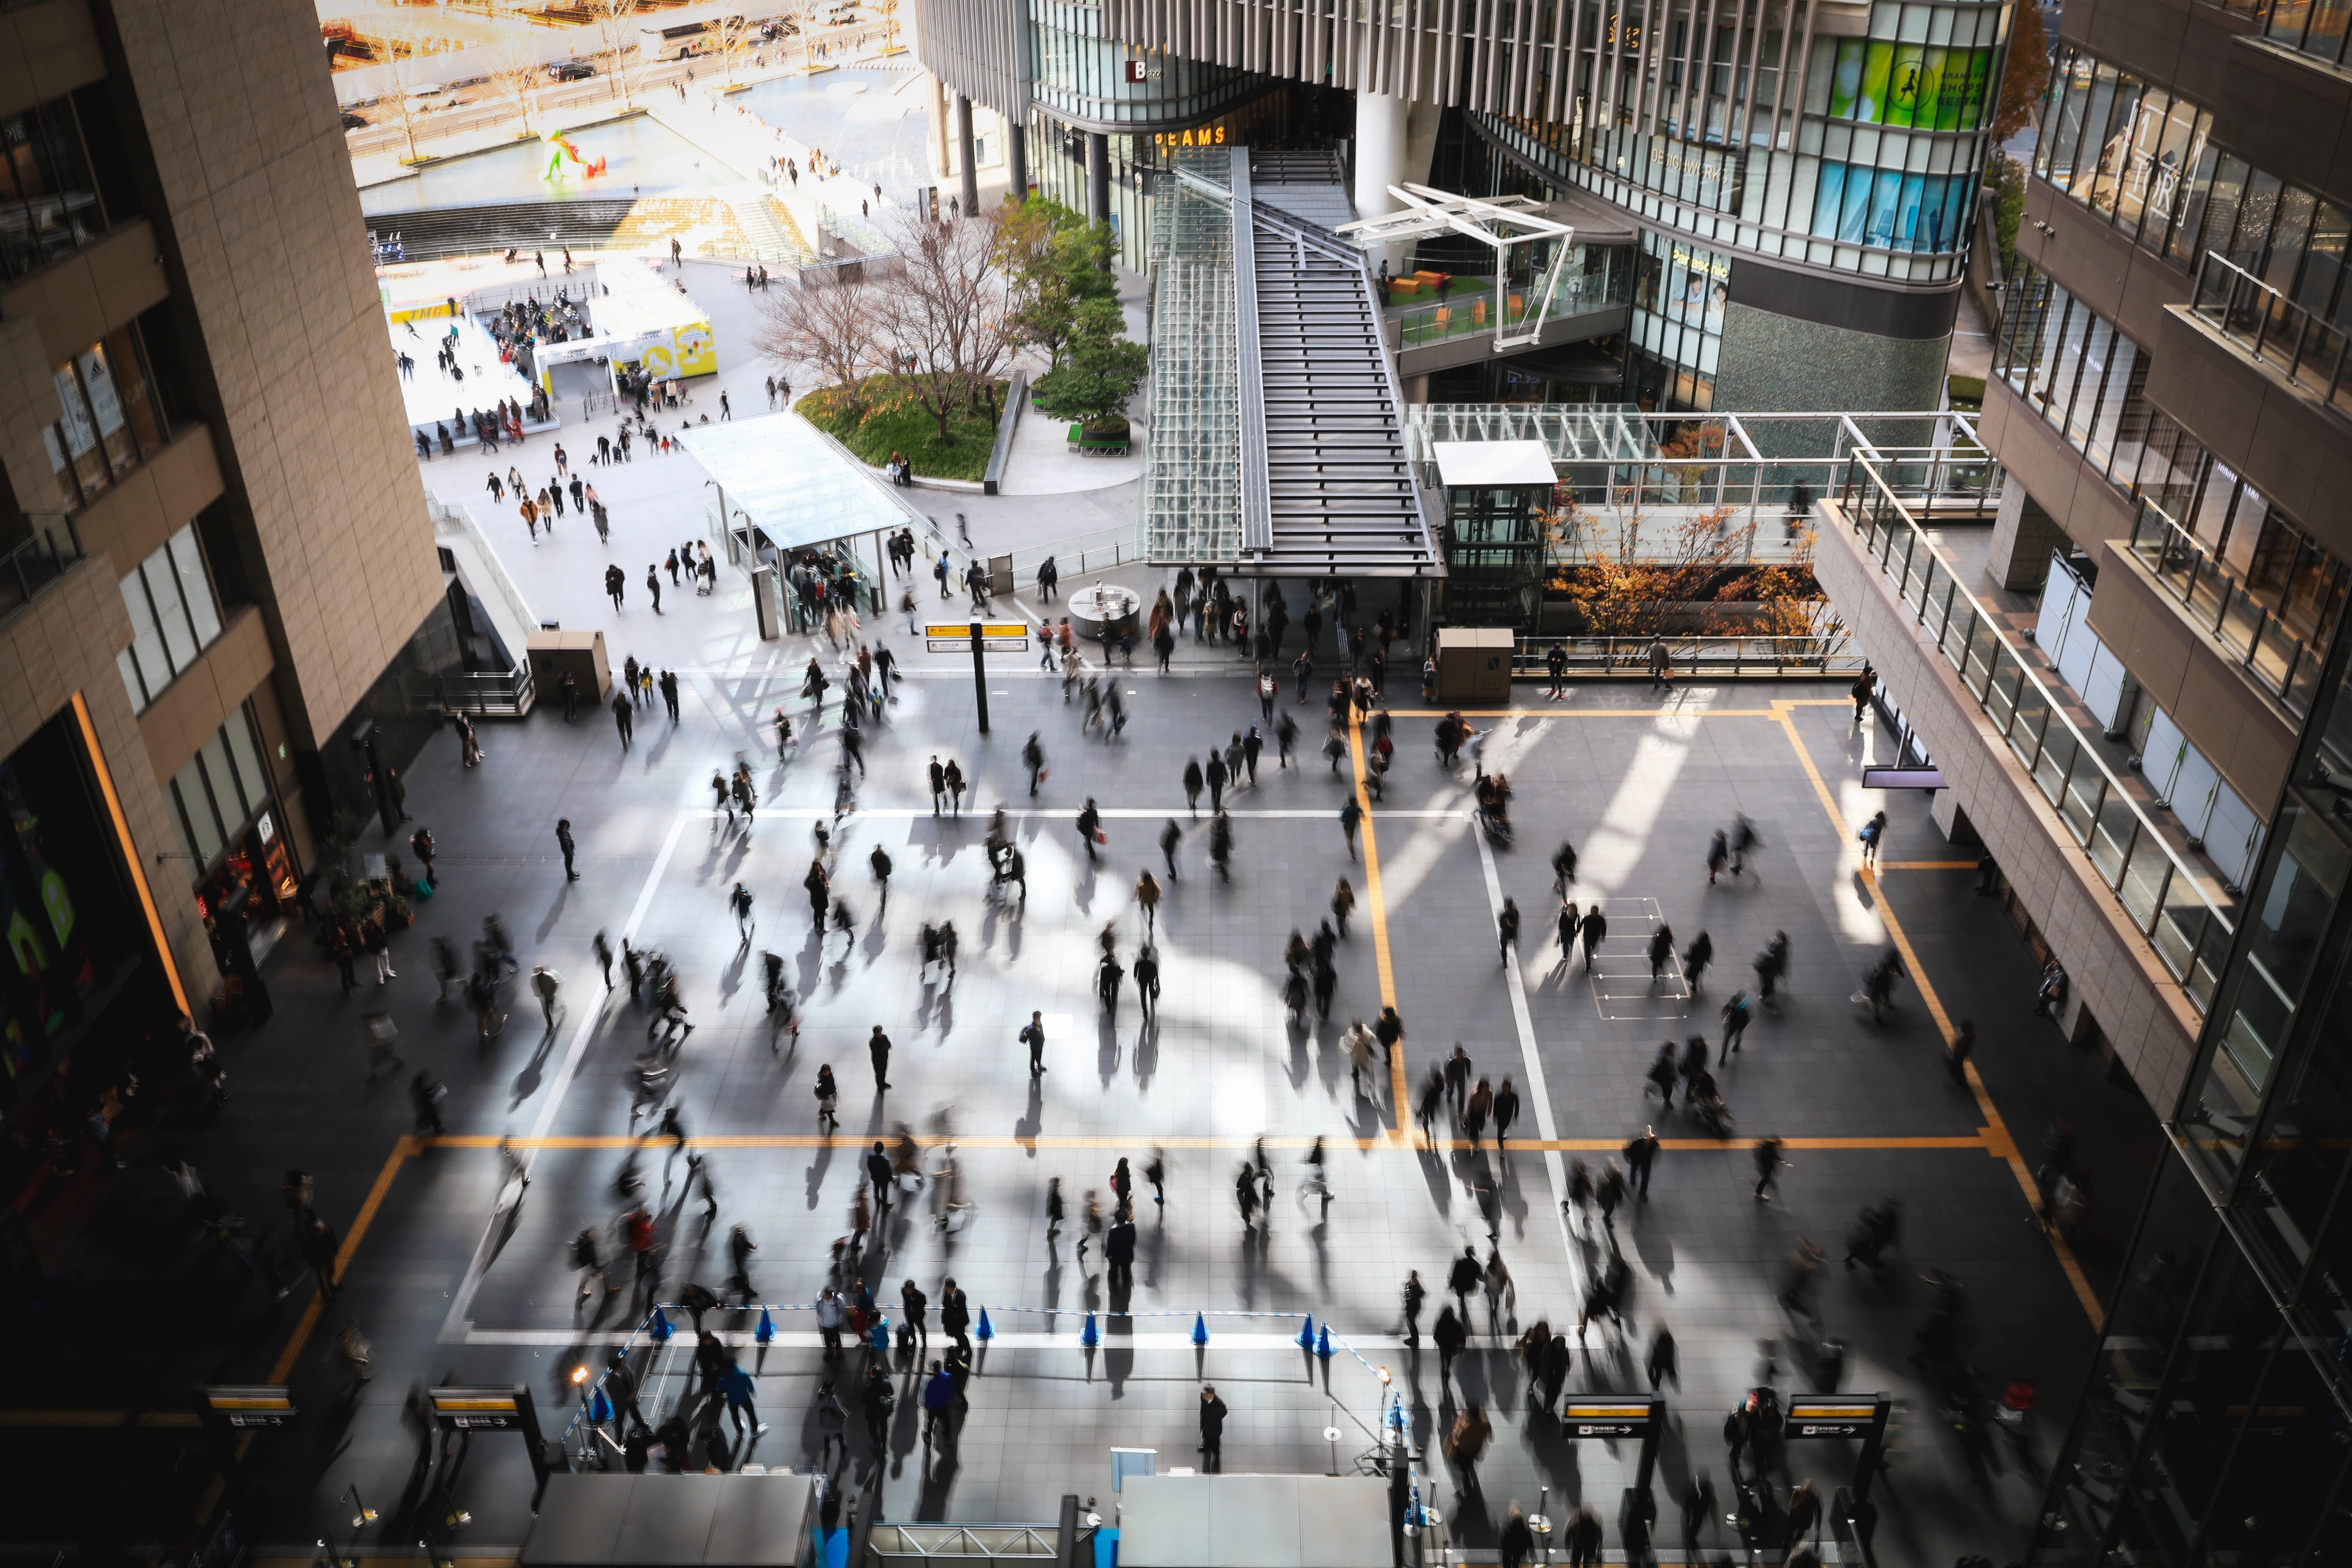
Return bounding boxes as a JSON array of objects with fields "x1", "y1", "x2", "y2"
[
  {"x1": 1785, "y1": 1398, "x2": 1885, "y2": 1440},
  {"x1": 430, "y1": 1385, "x2": 534, "y2": 1431},
  {"x1": 926, "y1": 621, "x2": 1028, "y2": 653},
  {"x1": 1562, "y1": 1401, "x2": 1655, "y2": 1439},
  {"x1": 202, "y1": 1386, "x2": 297, "y2": 1430}
]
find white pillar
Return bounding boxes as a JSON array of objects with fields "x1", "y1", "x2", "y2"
[{"x1": 1354, "y1": 90, "x2": 1413, "y2": 272}]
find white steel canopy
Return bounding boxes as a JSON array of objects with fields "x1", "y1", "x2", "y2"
[{"x1": 1336, "y1": 183, "x2": 1579, "y2": 352}]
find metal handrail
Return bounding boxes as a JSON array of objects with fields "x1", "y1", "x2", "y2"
[
  {"x1": 2192, "y1": 249, "x2": 2352, "y2": 417},
  {"x1": 1839, "y1": 452, "x2": 2235, "y2": 1013},
  {"x1": 1515, "y1": 633, "x2": 1860, "y2": 677},
  {"x1": 2126, "y1": 492, "x2": 2337, "y2": 717},
  {"x1": 0, "y1": 513, "x2": 84, "y2": 629},
  {"x1": 1390, "y1": 272, "x2": 1625, "y2": 345}
]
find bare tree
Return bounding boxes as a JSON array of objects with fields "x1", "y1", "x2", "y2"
[
  {"x1": 712, "y1": 11, "x2": 751, "y2": 88},
  {"x1": 380, "y1": 51, "x2": 431, "y2": 164},
  {"x1": 488, "y1": 30, "x2": 543, "y2": 138},
  {"x1": 869, "y1": 0, "x2": 901, "y2": 51},
  {"x1": 779, "y1": 0, "x2": 823, "y2": 73},
  {"x1": 873, "y1": 207, "x2": 1016, "y2": 440},
  {"x1": 591, "y1": 0, "x2": 641, "y2": 108},
  {"x1": 757, "y1": 272, "x2": 879, "y2": 418}
]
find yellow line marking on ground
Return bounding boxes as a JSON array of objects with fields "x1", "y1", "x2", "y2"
[
  {"x1": 1769, "y1": 700, "x2": 2104, "y2": 1329},
  {"x1": 1381, "y1": 707, "x2": 1780, "y2": 719},
  {"x1": 266, "y1": 1137, "x2": 419, "y2": 1384},
  {"x1": 1347, "y1": 713, "x2": 1410, "y2": 1129},
  {"x1": 1880, "y1": 860, "x2": 1981, "y2": 870}
]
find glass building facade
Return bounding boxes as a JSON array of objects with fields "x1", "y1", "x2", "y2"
[{"x1": 2029, "y1": 638, "x2": 2352, "y2": 1561}]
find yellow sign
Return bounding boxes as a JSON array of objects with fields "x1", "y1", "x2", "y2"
[
  {"x1": 925, "y1": 622, "x2": 1027, "y2": 638},
  {"x1": 1151, "y1": 125, "x2": 1228, "y2": 151}
]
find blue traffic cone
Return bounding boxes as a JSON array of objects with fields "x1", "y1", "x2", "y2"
[
  {"x1": 589, "y1": 1387, "x2": 614, "y2": 1425},
  {"x1": 648, "y1": 1306, "x2": 673, "y2": 1342},
  {"x1": 1295, "y1": 1313, "x2": 1315, "y2": 1349},
  {"x1": 1081, "y1": 1312, "x2": 1099, "y2": 1348},
  {"x1": 976, "y1": 1307, "x2": 995, "y2": 1342},
  {"x1": 1315, "y1": 1324, "x2": 1335, "y2": 1359},
  {"x1": 755, "y1": 1307, "x2": 775, "y2": 1345},
  {"x1": 1191, "y1": 1312, "x2": 1209, "y2": 1346}
]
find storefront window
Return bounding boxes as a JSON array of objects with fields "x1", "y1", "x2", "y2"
[
  {"x1": 0, "y1": 93, "x2": 107, "y2": 282},
  {"x1": 44, "y1": 323, "x2": 170, "y2": 510},
  {"x1": 165, "y1": 706, "x2": 276, "y2": 883},
  {"x1": 2240, "y1": 948, "x2": 2352, "y2": 1302},
  {"x1": 116, "y1": 522, "x2": 226, "y2": 714},
  {"x1": 2185, "y1": 804, "x2": 2352, "y2": 1188}
]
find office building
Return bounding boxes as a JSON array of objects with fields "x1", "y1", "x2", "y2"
[
  {"x1": 0, "y1": 0, "x2": 451, "y2": 1176},
  {"x1": 910, "y1": 0, "x2": 2023, "y2": 410}
]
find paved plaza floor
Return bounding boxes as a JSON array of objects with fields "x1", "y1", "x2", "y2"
[
  {"x1": 3, "y1": 610, "x2": 2163, "y2": 1565},
  {"x1": 0, "y1": 270, "x2": 2161, "y2": 1568}
]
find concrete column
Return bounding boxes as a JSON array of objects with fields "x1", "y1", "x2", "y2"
[
  {"x1": 1354, "y1": 89, "x2": 1413, "y2": 272},
  {"x1": 1087, "y1": 131, "x2": 1111, "y2": 225},
  {"x1": 1986, "y1": 486, "x2": 2068, "y2": 593},
  {"x1": 956, "y1": 93, "x2": 981, "y2": 217},
  {"x1": 1007, "y1": 123, "x2": 1028, "y2": 203}
]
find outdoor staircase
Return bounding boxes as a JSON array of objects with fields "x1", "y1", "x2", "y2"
[{"x1": 719, "y1": 186, "x2": 814, "y2": 264}]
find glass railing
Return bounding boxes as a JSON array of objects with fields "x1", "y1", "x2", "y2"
[
  {"x1": 0, "y1": 513, "x2": 84, "y2": 627},
  {"x1": 2192, "y1": 249, "x2": 2352, "y2": 419},
  {"x1": 1840, "y1": 453, "x2": 2235, "y2": 1015},
  {"x1": 2127, "y1": 494, "x2": 2337, "y2": 717},
  {"x1": 1391, "y1": 268, "x2": 1628, "y2": 346}
]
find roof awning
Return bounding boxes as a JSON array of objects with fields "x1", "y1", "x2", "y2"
[{"x1": 679, "y1": 411, "x2": 939, "y2": 555}]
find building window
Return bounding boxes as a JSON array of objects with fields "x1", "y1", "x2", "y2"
[
  {"x1": 43, "y1": 323, "x2": 170, "y2": 511},
  {"x1": 1628, "y1": 230, "x2": 1726, "y2": 411},
  {"x1": 0, "y1": 92, "x2": 121, "y2": 282},
  {"x1": 2196, "y1": 0, "x2": 2352, "y2": 68},
  {"x1": 2034, "y1": 47, "x2": 2216, "y2": 257},
  {"x1": 116, "y1": 523, "x2": 226, "y2": 714},
  {"x1": 165, "y1": 705, "x2": 275, "y2": 880}
]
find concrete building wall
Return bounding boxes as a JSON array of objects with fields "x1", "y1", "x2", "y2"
[
  {"x1": 1812, "y1": 503, "x2": 2205, "y2": 1111},
  {"x1": 94, "y1": 0, "x2": 443, "y2": 754},
  {"x1": 1711, "y1": 303, "x2": 1951, "y2": 419}
]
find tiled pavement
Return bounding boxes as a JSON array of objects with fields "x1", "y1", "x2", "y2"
[{"x1": 2, "y1": 654, "x2": 2162, "y2": 1565}]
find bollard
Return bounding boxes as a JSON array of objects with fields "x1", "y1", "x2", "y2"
[
  {"x1": 1192, "y1": 1312, "x2": 1209, "y2": 1346},
  {"x1": 756, "y1": 1307, "x2": 775, "y2": 1345},
  {"x1": 649, "y1": 1307, "x2": 673, "y2": 1342},
  {"x1": 1315, "y1": 1324, "x2": 1335, "y2": 1359},
  {"x1": 976, "y1": 1307, "x2": 995, "y2": 1342},
  {"x1": 1081, "y1": 1313, "x2": 1099, "y2": 1348},
  {"x1": 1296, "y1": 1314, "x2": 1316, "y2": 1349}
]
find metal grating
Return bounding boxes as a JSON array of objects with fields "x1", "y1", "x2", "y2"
[{"x1": 1138, "y1": 147, "x2": 1242, "y2": 567}]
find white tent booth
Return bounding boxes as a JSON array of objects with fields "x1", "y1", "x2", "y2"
[{"x1": 533, "y1": 257, "x2": 719, "y2": 404}]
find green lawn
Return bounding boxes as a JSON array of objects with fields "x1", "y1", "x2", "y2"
[{"x1": 797, "y1": 376, "x2": 1005, "y2": 482}]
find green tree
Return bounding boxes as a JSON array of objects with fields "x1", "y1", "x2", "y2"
[
  {"x1": 995, "y1": 198, "x2": 1116, "y2": 370},
  {"x1": 1033, "y1": 298, "x2": 1147, "y2": 432}
]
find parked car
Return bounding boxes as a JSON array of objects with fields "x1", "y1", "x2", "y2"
[
  {"x1": 546, "y1": 59, "x2": 595, "y2": 81},
  {"x1": 340, "y1": 109, "x2": 368, "y2": 128}
]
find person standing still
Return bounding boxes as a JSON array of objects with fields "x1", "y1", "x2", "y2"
[
  {"x1": 1198, "y1": 1385, "x2": 1228, "y2": 1473},
  {"x1": 869, "y1": 1025, "x2": 893, "y2": 1092},
  {"x1": 1021, "y1": 1011, "x2": 1048, "y2": 1075},
  {"x1": 646, "y1": 565, "x2": 663, "y2": 614},
  {"x1": 556, "y1": 817, "x2": 579, "y2": 880}
]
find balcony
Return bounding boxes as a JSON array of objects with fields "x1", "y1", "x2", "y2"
[
  {"x1": 2124, "y1": 495, "x2": 2340, "y2": 718},
  {"x1": 2187, "y1": 249, "x2": 2352, "y2": 423},
  {"x1": 0, "y1": 513, "x2": 83, "y2": 629},
  {"x1": 1836, "y1": 453, "x2": 2237, "y2": 1019}
]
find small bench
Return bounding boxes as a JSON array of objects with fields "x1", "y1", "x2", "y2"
[{"x1": 1067, "y1": 423, "x2": 1130, "y2": 457}]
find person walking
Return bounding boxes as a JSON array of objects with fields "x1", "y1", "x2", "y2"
[
  {"x1": 646, "y1": 565, "x2": 663, "y2": 614},
  {"x1": 612, "y1": 691, "x2": 634, "y2": 751},
  {"x1": 1022, "y1": 1011, "x2": 1047, "y2": 1076},
  {"x1": 1076, "y1": 798, "x2": 1102, "y2": 863},
  {"x1": 1444, "y1": 1045, "x2": 1473, "y2": 1121},
  {"x1": 1849, "y1": 664, "x2": 1877, "y2": 727},
  {"x1": 1432, "y1": 1302, "x2": 1467, "y2": 1385},
  {"x1": 1707, "y1": 828, "x2": 1729, "y2": 884},
  {"x1": 1401, "y1": 1269, "x2": 1425, "y2": 1346},
  {"x1": 411, "y1": 826, "x2": 438, "y2": 887},
  {"x1": 1753, "y1": 1135, "x2": 1788, "y2": 1202},
  {"x1": 1023, "y1": 732, "x2": 1047, "y2": 795},
  {"x1": 1646, "y1": 635, "x2": 1672, "y2": 690},
  {"x1": 1197, "y1": 1386, "x2": 1228, "y2": 1473},
  {"x1": 1135, "y1": 944, "x2": 1160, "y2": 1020},
  {"x1": 1722, "y1": 989, "x2": 1753, "y2": 1052},
  {"x1": 1858, "y1": 808, "x2": 1888, "y2": 867},
  {"x1": 1497, "y1": 898, "x2": 1520, "y2": 967},
  {"x1": 1579, "y1": 904, "x2": 1608, "y2": 970},
  {"x1": 1625, "y1": 1125, "x2": 1660, "y2": 1198},
  {"x1": 1645, "y1": 1322, "x2": 1678, "y2": 1390},
  {"x1": 1136, "y1": 869, "x2": 1161, "y2": 933},
  {"x1": 1339, "y1": 796, "x2": 1363, "y2": 860},
  {"x1": 299, "y1": 1212, "x2": 342, "y2": 1301},
  {"x1": 1647, "y1": 921, "x2": 1674, "y2": 983},
  {"x1": 532, "y1": 965, "x2": 561, "y2": 1029},
  {"x1": 1493, "y1": 1076, "x2": 1520, "y2": 1149}
]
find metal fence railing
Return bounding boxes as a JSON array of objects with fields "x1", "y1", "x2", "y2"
[
  {"x1": 2126, "y1": 492, "x2": 2337, "y2": 718},
  {"x1": 1839, "y1": 451, "x2": 2235, "y2": 1014},
  {"x1": 1516, "y1": 633, "x2": 1861, "y2": 678},
  {"x1": 0, "y1": 513, "x2": 82, "y2": 629},
  {"x1": 2192, "y1": 248, "x2": 2352, "y2": 418}
]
